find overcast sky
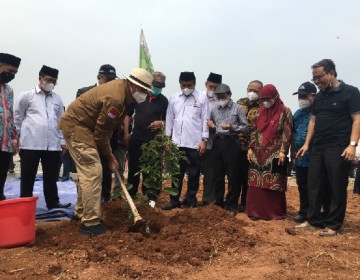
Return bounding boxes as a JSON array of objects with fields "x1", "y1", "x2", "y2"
[{"x1": 2, "y1": 0, "x2": 360, "y2": 111}]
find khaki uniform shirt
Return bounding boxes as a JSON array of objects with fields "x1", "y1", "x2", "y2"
[{"x1": 59, "y1": 79, "x2": 133, "y2": 156}]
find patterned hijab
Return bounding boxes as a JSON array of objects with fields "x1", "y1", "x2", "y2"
[{"x1": 256, "y1": 84, "x2": 286, "y2": 148}]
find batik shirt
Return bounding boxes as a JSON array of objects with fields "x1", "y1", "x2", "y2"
[
  {"x1": 237, "y1": 97, "x2": 260, "y2": 151},
  {"x1": 0, "y1": 84, "x2": 17, "y2": 153},
  {"x1": 293, "y1": 108, "x2": 311, "y2": 167}
]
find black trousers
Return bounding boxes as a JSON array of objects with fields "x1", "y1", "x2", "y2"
[
  {"x1": 307, "y1": 147, "x2": 351, "y2": 230},
  {"x1": 238, "y1": 150, "x2": 249, "y2": 206},
  {"x1": 20, "y1": 149, "x2": 61, "y2": 208},
  {"x1": 100, "y1": 155, "x2": 112, "y2": 201},
  {"x1": 213, "y1": 136, "x2": 242, "y2": 210},
  {"x1": 0, "y1": 151, "x2": 12, "y2": 199},
  {"x1": 170, "y1": 147, "x2": 202, "y2": 207},
  {"x1": 127, "y1": 139, "x2": 157, "y2": 200},
  {"x1": 201, "y1": 148, "x2": 217, "y2": 203},
  {"x1": 295, "y1": 166, "x2": 309, "y2": 217}
]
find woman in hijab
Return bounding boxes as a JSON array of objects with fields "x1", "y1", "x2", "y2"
[{"x1": 246, "y1": 84, "x2": 293, "y2": 220}]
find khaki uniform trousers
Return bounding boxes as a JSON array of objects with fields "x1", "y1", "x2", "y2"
[{"x1": 64, "y1": 134, "x2": 102, "y2": 226}]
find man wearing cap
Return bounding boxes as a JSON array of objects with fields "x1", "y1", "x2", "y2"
[
  {"x1": 76, "y1": 64, "x2": 117, "y2": 98},
  {"x1": 59, "y1": 68, "x2": 153, "y2": 235},
  {"x1": 163, "y1": 71, "x2": 209, "y2": 210},
  {"x1": 296, "y1": 59, "x2": 360, "y2": 236},
  {"x1": 75, "y1": 64, "x2": 119, "y2": 203},
  {"x1": 208, "y1": 84, "x2": 247, "y2": 215},
  {"x1": 14, "y1": 65, "x2": 71, "y2": 209},
  {"x1": 292, "y1": 82, "x2": 316, "y2": 223},
  {"x1": 236, "y1": 80, "x2": 263, "y2": 212},
  {"x1": 0, "y1": 53, "x2": 21, "y2": 200},
  {"x1": 126, "y1": 71, "x2": 168, "y2": 206},
  {"x1": 200, "y1": 72, "x2": 222, "y2": 207}
]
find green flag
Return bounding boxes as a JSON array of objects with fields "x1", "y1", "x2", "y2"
[{"x1": 139, "y1": 29, "x2": 154, "y2": 74}]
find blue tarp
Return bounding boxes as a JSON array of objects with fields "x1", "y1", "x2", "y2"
[{"x1": 4, "y1": 176, "x2": 77, "y2": 221}]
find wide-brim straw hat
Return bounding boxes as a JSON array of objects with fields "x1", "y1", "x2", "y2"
[{"x1": 124, "y1": 68, "x2": 153, "y2": 91}]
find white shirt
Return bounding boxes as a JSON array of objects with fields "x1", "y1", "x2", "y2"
[
  {"x1": 165, "y1": 89, "x2": 209, "y2": 149},
  {"x1": 14, "y1": 86, "x2": 65, "y2": 151}
]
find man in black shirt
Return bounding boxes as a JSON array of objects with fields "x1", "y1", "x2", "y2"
[
  {"x1": 126, "y1": 72, "x2": 168, "y2": 206},
  {"x1": 296, "y1": 59, "x2": 360, "y2": 236},
  {"x1": 76, "y1": 64, "x2": 118, "y2": 203}
]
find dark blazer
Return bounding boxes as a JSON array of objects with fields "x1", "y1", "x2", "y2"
[{"x1": 76, "y1": 84, "x2": 96, "y2": 98}]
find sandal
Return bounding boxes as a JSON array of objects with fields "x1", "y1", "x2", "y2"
[
  {"x1": 294, "y1": 221, "x2": 316, "y2": 230},
  {"x1": 319, "y1": 228, "x2": 337, "y2": 237}
]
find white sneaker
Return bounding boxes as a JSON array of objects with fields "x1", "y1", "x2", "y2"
[{"x1": 149, "y1": 200, "x2": 156, "y2": 208}]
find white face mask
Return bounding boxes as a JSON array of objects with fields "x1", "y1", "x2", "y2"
[
  {"x1": 263, "y1": 99, "x2": 275, "y2": 108},
  {"x1": 132, "y1": 91, "x2": 147, "y2": 103},
  {"x1": 298, "y1": 99, "x2": 311, "y2": 109},
  {"x1": 207, "y1": 90, "x2": 214, "y2": 98},
  {"x1": 182, "y1": 88, "x2": 194, "y2": 96},
  {"x1": 247, "y1": 91, "x2": 259, "y2": 101},
  {"x1": 218, "y1": 99, "x2": 230, "y2": 107},
  {"x1": 42, "y1": 82, "x2": 55, "y2": 92}
]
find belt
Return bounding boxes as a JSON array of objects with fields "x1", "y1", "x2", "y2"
[{"x1": 215, "y1": 134, "x2": 239, "y2": 140}]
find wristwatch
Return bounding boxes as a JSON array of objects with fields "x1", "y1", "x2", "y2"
[
  {"x1": 202, "y1": 138, "x2": 208, "y2": 142},
  {"x1": 350, "y1": 141, "x2": 358, "y2": 147}
]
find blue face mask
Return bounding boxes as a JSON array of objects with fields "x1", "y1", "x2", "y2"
[{"x1": 151, "y1": 87, "x2": 162, "y2": 96}]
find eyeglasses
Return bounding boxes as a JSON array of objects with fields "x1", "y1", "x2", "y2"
[{"x1": 311, "y1": 73, "x2": 327, "y2": 82}]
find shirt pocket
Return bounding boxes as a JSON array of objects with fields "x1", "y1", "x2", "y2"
[{"x1": 48, "y1": 103, "x2": 60, "y2": 118}]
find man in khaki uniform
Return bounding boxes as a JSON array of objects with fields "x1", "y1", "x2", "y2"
[{"x1": 59, "y1": 68, "x2": 153, "y2": 235}]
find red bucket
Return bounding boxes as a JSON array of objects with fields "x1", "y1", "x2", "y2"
[{"x1": 0, "y1": 197, "x2": 38, "y2": 248}]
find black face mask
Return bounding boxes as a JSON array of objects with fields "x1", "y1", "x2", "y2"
[{"x1": 0, "y1": 71, "x2": 15, "y2": 84}]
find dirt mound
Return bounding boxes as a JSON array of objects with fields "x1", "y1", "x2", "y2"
[{"x1": 34, "y1": 202, "x2": 255, "y2": 269}]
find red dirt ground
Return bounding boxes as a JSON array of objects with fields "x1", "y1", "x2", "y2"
[{"x1": 1, "y1": 177, "x2": 360, "y2": 280}]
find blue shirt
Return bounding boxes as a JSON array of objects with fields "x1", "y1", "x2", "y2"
[
  {"x1": 165, "y1": 90, "x2": 209, "y2": 149},
  {"x1": 15, "y1": 86, "x2": 65, "y2": 151},
  {"x1": 211, "y1": 100, "x2": 247, "y2": 135},
  {"x1": 293, "y1": 108, "x2": 311, "y2": 167}
]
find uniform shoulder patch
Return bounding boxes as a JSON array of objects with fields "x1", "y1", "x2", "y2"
[{"x1": 107, "y1": 107, "x2": 120, "y2": 120}]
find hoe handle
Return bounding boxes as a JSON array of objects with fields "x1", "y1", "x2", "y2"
[{"x1": 114, "y1": 169, "x2": 143, "y2": 223}]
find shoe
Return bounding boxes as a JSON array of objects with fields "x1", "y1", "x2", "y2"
[
  {"x1": 0, "y1": 194, "x2": 6, "y2": 201},
  {"x1": 198, "y1": 201, "x2": 210, "y2": 207},
  {"x1": 59, "y1": 176, "x2": 70, "y2": 182},
  {"x1": 162, "y1": 203, "x2": 181, "y2": 211},
  {"x1": 293, "y1": 214, "x2": 307, "y2": 223},
  {"x1": 180, "y1": 199, "x2": 187, "y2": 205},
  {"x1": 48, "y1": 202, "x2": 71, "y2": 210},
  {"x1": 101, "y1": 197, "x2": 110, "y2": 204},
  {"x1": 249, "y1": 216, "x2": 259, "y2": 221},
  {"x1": 225, "y1": 207, "x2": 238, "y2": 216},
  {"x1": 79, "y1": 224, "x2": 106, "y2": 235},
  {"x1": 71, "y1": 214, "x2": 81, "y2": 221},
  {"x1": 294, "y1": 221, "x2": 316, "y2": 230},
  {"x1": 319, "y1": 228, "x2": 337, "y2": 237},
  {"x1": 239, "y1": 205, "x2": 246, "y2": 213}
]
